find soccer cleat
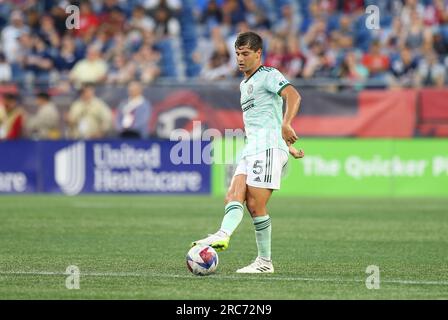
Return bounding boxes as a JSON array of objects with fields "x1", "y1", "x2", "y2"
[
  {"x1": 190, "y1": 230, "x2": 230, "y2": 252},
  {"x1": 236, "y1": 257, "x2": 274, "y2": 273}
]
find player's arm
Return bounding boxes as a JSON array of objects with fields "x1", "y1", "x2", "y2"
[
  {"x1": 280, "y1": 85, "x2": 301, "y2": 146},
  {"x1": 280, "y1": 85, "x2": 304, "y2": 159}
]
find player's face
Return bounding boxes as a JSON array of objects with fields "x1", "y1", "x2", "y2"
[{"x1": 235, "y1": 45, "x2": 261, "y2": 74}]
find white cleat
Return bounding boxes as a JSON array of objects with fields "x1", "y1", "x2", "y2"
[{"x1": 236, "y1": 257, "x2": 274, "y2": 274}]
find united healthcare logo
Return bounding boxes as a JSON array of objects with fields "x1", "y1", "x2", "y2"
[{"x1": 55, "y1": 142, "x2": 86, "y2": 195}]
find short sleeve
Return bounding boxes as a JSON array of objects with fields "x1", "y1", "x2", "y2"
[{"x1": 264, "y1": 68, "x2": 290, "y2": 96}]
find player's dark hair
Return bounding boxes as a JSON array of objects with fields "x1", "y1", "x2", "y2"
[{"x1": 235, "y1": 32, "x2": 263, "y2": 52}]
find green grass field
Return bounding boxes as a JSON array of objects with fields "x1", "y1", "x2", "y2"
[{"x1": 0, "y1": 195, "x2": 447, "y2": 299}]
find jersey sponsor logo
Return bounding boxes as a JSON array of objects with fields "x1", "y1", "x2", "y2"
[
  {"x1": 242, "y1": 104, "x2": 254, "y2": 112},
  {"x1": 55, "y1": 142, "x2": 85, "y2": 195},
  {"x1": 241, "y1": 97, "x2": 254, "y2": 112}
]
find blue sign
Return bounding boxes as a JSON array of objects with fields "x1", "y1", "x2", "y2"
[
  {"x1": 0, "y1": 140, "x2": 211, "y2": 194},
  {"x1": 0, "y1": 141, "x2": 38, "y2": 193}
]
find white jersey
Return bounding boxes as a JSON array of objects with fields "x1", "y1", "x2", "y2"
[{"x1": 239, "y1": 66, "x2": 290, "y2": 157}]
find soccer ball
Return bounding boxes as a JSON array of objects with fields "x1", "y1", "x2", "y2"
[{"x1": 186, "y1": 245, "x2": 219, "y2": 276}]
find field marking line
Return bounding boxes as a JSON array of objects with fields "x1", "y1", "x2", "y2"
[{"x1": 1, "y1": 270, "x2": 447, "y2": 286}]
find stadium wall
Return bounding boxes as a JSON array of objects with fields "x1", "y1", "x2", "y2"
[{"x1": 10, "y1": 85, "x2": 448, "y2": 139}]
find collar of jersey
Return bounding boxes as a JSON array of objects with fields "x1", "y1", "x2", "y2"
[{"x1": 244, "y1": 65, "x2": 263, "y2": 83}]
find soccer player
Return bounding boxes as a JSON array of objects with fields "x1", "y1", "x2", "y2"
[{"x1": 192, "y1": 31, "x2": 303, "y2": 273}]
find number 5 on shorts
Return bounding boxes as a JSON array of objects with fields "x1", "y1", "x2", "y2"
[{"x1": 253, "y1": 160, "x2": 263, "y2": 175}]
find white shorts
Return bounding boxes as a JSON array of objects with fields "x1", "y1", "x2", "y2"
[{"x1": 234, "y1": 148, "x2": 289, "y2": 190}]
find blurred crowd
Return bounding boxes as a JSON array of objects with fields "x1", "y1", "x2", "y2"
[
  {"x1": 0, "y1": 0, "x2": 446, "y2": 89},
  {"x1": 195, "y1": 0, "x2": 448, "y2": 88},
  {"x1": 1, "y1": 0, "x2": 448, "y2": 140},
  {"x1": 0, "y1": 81, "x2": 152, "y2": 140}
]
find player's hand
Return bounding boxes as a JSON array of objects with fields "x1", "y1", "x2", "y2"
[
  {"x1": 282, "y1": 123, "x2": 298, "y2": 146},
  {"x1": 289, "y1": 145, "x2": 304, "y2": 159}
]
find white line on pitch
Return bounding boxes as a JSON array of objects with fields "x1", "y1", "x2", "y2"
[{"x1": 1, "y1": 270, "x2": 447, "y2": 286}]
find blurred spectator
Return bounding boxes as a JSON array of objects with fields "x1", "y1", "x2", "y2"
[
  {"x1": 434, "y1": 0, "x2": 448, "y2": 27},
  {"x1": 403, "y1": 10, "x2": 425, "y2": 50},
  {"x1": 129, "y1": 5, "x2": 154, "y2": 32},
  {"x1": 434, "y1": 30, "x2": 448, "y2": 56},
  {"x1": 25, "y1": 92, "x2": 60, "y2": 139},
  {"x1": 49, "y1": 3, "x2": 71, "y2": 36},
  {"x1": 199, "y1": 0, "x2": 224, "y2": 34},
  {"x1": 69, "y1": 46, "x2": 108, "y2": 87},
  {"x1": 222, "y1": 0, "x2": 247, "y2": 29},
  {"x1": 0, "y1": 52, "x2": 12, "y2": 82},
  {"x1": 132, "y1": 42, "x2": 161, "y2": 83},
  {"x1": 303, "y1": 18, "x2": 329, "y2": 48},
  {"x1": 26, "y1": 9, "x2": 40, "y2": 34},
  {"x1": 193, "y1": 26, "x2": 222, "y2": 69},
  {"x1": 75, "y1": 1, "x2": 100, "y2": 38},
  {"x1": 200, "y1": 40, "x2": 231, "y2": 80},
  {"x1": 115, "y1": 81, "x2": 151, "y2": 138},
  {"x1": 338, "y1": 50, "x2": 369, "y2": 89},
  {"x1": 415, "y1": 49, "x2": 446, "y2": 87},
  {"x1": 401, "y1": 0, "x2": 425, "y2": 28},
  {"x1": 390, "y1": 47, "x2": 419, "y2": 88},
  {"x1": 21, "y1": 36, "x2": 54, "y2": 89},
  {"x1": 225, "y1": 21, "x2": 250, "y2": 73},
  {"x1": 1, "y1": 10, "x2": 29, "y2": 63},
  {"x1": 303, "y1": 41, "x2": 333, "y2": 78},
  {"x1": 362, "y1": 40, "x2": 391, "y2": 80},
  {"x1": 54, "y1": 36, "x2": 80, "y2": 75},
  {"x1": 249, "y1": 9, "x2": 271, "y2": 32},
  {"x1": 264, "y1": 36, "x2": 287, "y2": 72},
  {"x1": 38, "y1": 15, "x2": 60, "y2": 52},
  {"x1": 66, "y1": 84, "x2": 113, "y2": 139},
  {"x1": 381, "y1": 17, "x2": 406, "y2": 51},
  {"x1": 100, "y1": 6, "x2": 126, "y2": 38},
  {"x1": 107, "y1": 54, "x2": 137, "y2": 84},
  {"x1": 103, "y1": 32, "x2": 130, "y2": 62},
  {"x1": 0, "y1": 93, "x2": 24, "y2": 140},
  {"x1": 283, "y1": 35, "x2": 306, "y2": 79},
  {"x1": 272, "y1": 3, "x2": 299, "y2": 38},
  {"x1": 147, "y1": 0, "x2": 181, "y2": 38},
  {"x1": 331, "y1": 15, "x2": 354, "y2": 50}
]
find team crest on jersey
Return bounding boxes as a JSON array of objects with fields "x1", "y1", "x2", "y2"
[{"x1": 247, "y1": 84, "x2": 253, "y2": 95}]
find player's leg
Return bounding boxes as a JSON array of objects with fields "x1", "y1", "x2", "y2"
[
  {"x1": 246, "y1": 186, "x2": 273, "y2": 261},
  {"x1": 220, "y1": 173, "x2": 247, "y2": 236},
  {"x1": 236, "y1": 186, "x2": 274, "y2": 273},
  {"x1": 236, "y1": 148, "x2": 288, "y2": 273},
  {"x1": 191, "y1": 161, "x2": 248, "y2": 251}
]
